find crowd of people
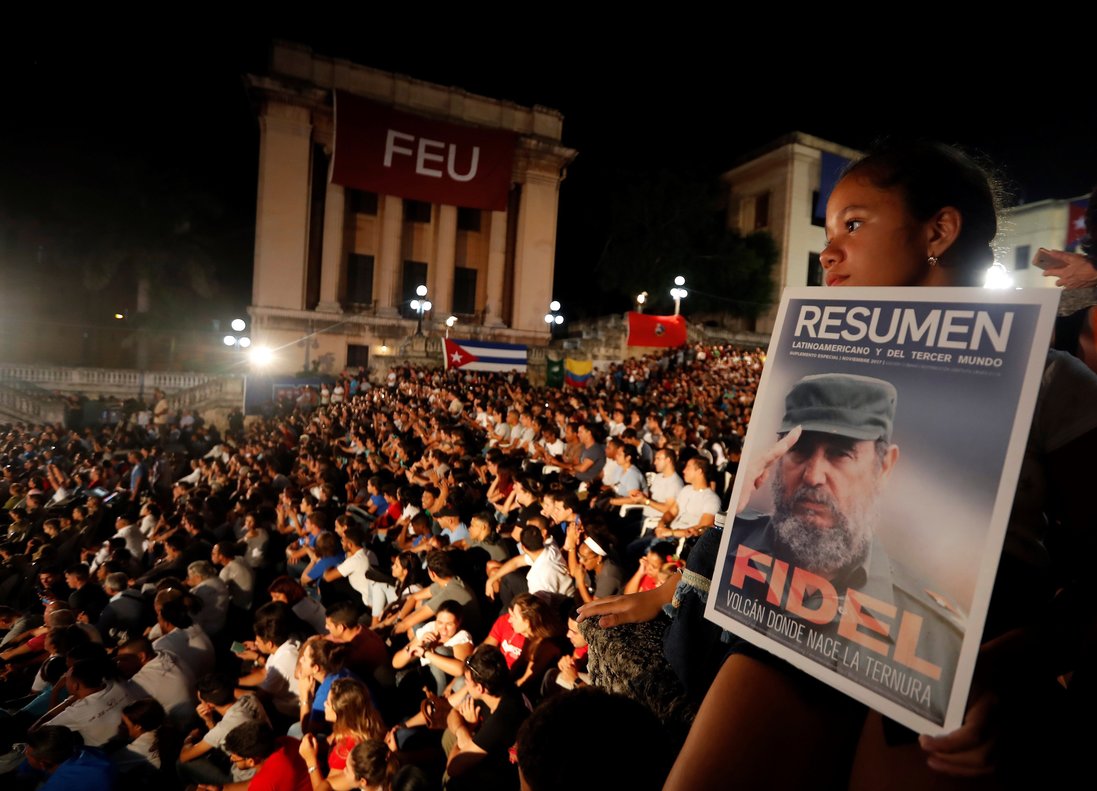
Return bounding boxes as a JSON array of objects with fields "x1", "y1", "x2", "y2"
[
  {"x1": 0, "y1": 339, "x2": 764, "y2": 790},
  {"x1": 3, "y1": 139, "x2": 1097, "y2": 791}
]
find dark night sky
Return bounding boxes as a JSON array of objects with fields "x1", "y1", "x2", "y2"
[{"x1": 3, "y1": 25, "x2": 1094, "y2": 324}]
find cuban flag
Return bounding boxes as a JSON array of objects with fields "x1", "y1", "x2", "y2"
[{"x1": 443, "y1": 338, "x2": 528, "y2": 373}]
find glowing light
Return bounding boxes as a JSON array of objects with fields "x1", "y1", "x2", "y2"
[
  {"x1": 416, "y1": 284, "x2": 428, "y2": 297},
  {"x1": 238, "y1": 337, "x2": 252, "y2": 348},
  {"x1": 231, "y1": 318, "x2": 246, "y2": 332},
  {"x1": 249, "y1": 345, "x2": 273, "y2": 367},
  {"x1": 554, "y1": 315, "x2": 563, "y2": 325},
  {"x1": 421, "y1": 300, "x2": 432, "y2": 311},
  {"x1": 674, "y1": 275, "x2": 685, "y2": 286},
  {"x1": 549, "y1": 300, "x2": 561, "y2": 312},
  {"x1": 223, "y1": 335, "x2": 237, "y2": 346},
  {"x1": 410, "y1": 300, "x2": 420, "y2": 311},
  {"x1": 545, "y1": 314, "x2": 554, "y2": 324},
  {"x1": 984, "y1": 263, "x2": 1014, "y2": 290},
  {"x1": 446, "y1": 316, "x2": 457, "y2": 327},
  {"x1": 113, "y1": 313, "x2": 125, "y2": 320},
  {"x1": 636, "y1": 292, "x2": 647, "y2": 305}
]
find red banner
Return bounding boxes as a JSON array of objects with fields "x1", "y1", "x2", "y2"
[
  {"x1": 332, "y1": 91, "x2": 518, "y2": 212},
  {"x1": 627, "y1": 312, "x2": 687, "y2": 347}
]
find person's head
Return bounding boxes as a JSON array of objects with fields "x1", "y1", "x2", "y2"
[
  {"x1": 468, "y1": 511, "x2": 496, "y2": 542},
  {"x1": 63, "y1": 563, "x2": 90, "y2": 590},
  {"x1": 197, "y1": 672, "x2": 237, "y2": 707},
  {"x1": 326, "y1": 678, "x2": 385, "y2": 741},
  {"x1": 683, "y1": 456, "x2": 710, "y2": 487},
  {"x1": 519, "y1": 525, "x2": 545, "y2": 555},
  {"x1": 425, "y1": 550, "x2": 456, "y2": 581},
  {"x1": 654, "y1": 447, "x2": 676, "y2": 475},
  {"x1": 345, "y1": 740, "x2": 397, "y2": 791},
  {"x1": 508, "y1": 593, "x2": 559, "y2": 642},
  {"x1": 577, "y1": 534, "x2": 608, "y2": 573},
  {"x1": 771, "y1": 374, "x2": 900, "y2": 578},
  {"x1": 186, "y1": 560, "x2": 217, "y2": 586},
  {"x1": 463, "y1": 644, "x2": 511, "y2": 699},
  {"x1": 24, "y1": 726, "x2": 78, "y2": 775},
  {"x1": 822, "y1": 141, "x2": 998, "y2": 288},
  {"x1": 616, "y1": 443, "x2": 638, "y2": 469},
  {"x1": 120, "y1": 697, "x2": 165, "y2": 744},
  {"x1": 325, "y1": 600, "x2": 364, "y2": 641},
  {"x1": 267, "y1": 575, "x2": 307, "y2": 606},
  {"x1": 433, "y1": 600, "x2": 464, "y2": 642},
  {"x1": 116, "y1": 636, "x2": 156, "y2": 678},
  {"x1": 223, "y1": 722, "x2": 279, "y2": 771},
  {"x1": 253, "y1": 602, "x2": 293, "y2": 652},
  {"x1": 301, "y1": 636, "x2": 347, "y2": 681},
  {"x1": 516, "y1": 689, "x2": 671, "y2": 791}
]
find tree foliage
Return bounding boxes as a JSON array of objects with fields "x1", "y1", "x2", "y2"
[{"x1": 592, "y1": 169, "x2": 777, "y2": 319}]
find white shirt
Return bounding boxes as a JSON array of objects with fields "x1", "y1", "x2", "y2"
[
  {"x1": 220, "y1": 558, "x2": 255, "y2": 609},
  {"x1": 204, "y1": 692, "x2": 270, "y2": 750},
  {"x1": 336, "y1": 549, "x2": 372, "y2": 600},
  {"x1": 117, "y1": 523, "x2": 144, "y2": 560},
  {"x1": 261, "y1": 639, "x2": 301, "y2": 717},
  {"x1": 192, "y1": 577, "x2": 230, "y2": 637},
  {"x1": 671, "y1": 485, "x2": 722, "y2": 530},
  {"x1": 645, "y1": 471, "x2": 685, "y2": 521},
  {"x1": 413, "y1": 622, "x2": 473, "y2": 666},
  {"x1": 48, "y1": 681, "x2": 131, "y2": 747},
  {"x1": 128, "y1": 650, "x2": 196, "y2": 728},
  {"x1": 153, "y1": 623, "x2": 215, "y2": 680},
  {"x1": 525, "y1": 542, "x2": 576, "y2": 596}
]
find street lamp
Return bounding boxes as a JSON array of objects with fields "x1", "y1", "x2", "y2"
[
  {"x1": 636, "y1": 291, "x2": 648, "y2": 313},
  {"x1": 249, "y1": 345, "x2": 273, "y2": 368},
  {"x1": 410, "y1": 285, "x2": 432, "y2": 336},
  {"x1": 445, "y1": 315, "x2": 458, "y2": 338},
  {"x1": 670, "y1": 276, "x2": 687, "y2": 316},
  {"x1": 545, "y1": 301, "x2": 564, "y2": 335},
  {"x1": 231, "y1": 318, "x2": 246, "y2": 332}
]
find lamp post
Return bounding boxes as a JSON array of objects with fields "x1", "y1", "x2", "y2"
[
  {"x1": 223, "y1": 318, "x2": 251, "y2": 350},
  {"x1": 544, "y1": 300, "x2": 563, "y2": 336},
  {"x1": 445, "y1": 315, "x2": 457, "y2": 338},
  {"x1": 410, "y1": 285, "x2": 431, "y2": 337},
  {"x1": 636, "y1": 291, "x2": 648, "y2": 313},
  {"x1": 670, "y1": 276, "x2": 687, "y2": 316}
]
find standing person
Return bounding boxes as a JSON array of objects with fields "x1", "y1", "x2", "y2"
[{"x1": 580, "y1": 142, "x2": 1097, "y2": 788}]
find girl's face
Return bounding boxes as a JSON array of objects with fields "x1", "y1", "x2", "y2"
[
  {"x1": 821, "y1": 175, "x2": 936, "y2": 288},
  {"x1": 509, "y1": 606, "x2": 530, "y2": 637},
  {"x1": 324, "y1": 694, "x2": 336, "y2": 723}
]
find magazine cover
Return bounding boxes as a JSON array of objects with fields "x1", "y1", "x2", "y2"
[{"x1": 704, "y1": 287, "x2": 1059, "y2": 734}]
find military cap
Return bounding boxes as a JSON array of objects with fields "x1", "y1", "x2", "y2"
[{"x1": 779, "y1": 374, "x2": 896, "y2": 442}]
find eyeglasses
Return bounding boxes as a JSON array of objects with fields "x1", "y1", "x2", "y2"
[{"x1": 464, "y1": 658, "x2": 484, "y2": 684}]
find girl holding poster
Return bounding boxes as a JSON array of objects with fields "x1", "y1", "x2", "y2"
[{"x1": 580, "y1": 142, "x2": 1097, "y2": 788}]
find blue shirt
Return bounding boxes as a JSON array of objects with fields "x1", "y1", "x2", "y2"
[
  {"x1": 441, "y1": 522, "x2": 470, "y2": 546},
  {"x1": 306, "y1": 552, "x2": 346, "y2": 582},
  {"x1": 41, "y1": 749, "x2": 115, "y2": 791}
]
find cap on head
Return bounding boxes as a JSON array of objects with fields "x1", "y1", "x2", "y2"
[{"x1": 780, "y1": 374, "x2": 896, "y2": 443}]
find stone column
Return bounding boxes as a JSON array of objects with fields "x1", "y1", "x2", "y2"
[
  {"x1": 484, "y1": 209, "x2": 507, "y2": 326},
  {"x1": 316, "y1": 182, "x2": 345, "y2": 313},
  {"x1": 375, "y1": 195, "x2": 403, "y2": 316},
  {"x1": 432, "y1": 205, "x2": 457, "y2": 317},
  {"x1": 252, "y1": 102, "x2": 312, "y2": 311},
  {"x1": 511, "y1": 171, "x2": 559, "y2": 333}
]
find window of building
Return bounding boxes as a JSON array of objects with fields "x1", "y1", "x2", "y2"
[
  {"x1": 346, "y1": 254, "x2": 374, "y2": 305},
  {"x1": 453, "y1": 267, "x2": 478, "y2": 315},
  {"x1": 457, "y1": 207, "x2": 482, "y2": 232},
  {"x1": 348, "y1": 190, "x2": 378, "y2": 215},
  {"x1": 1014, "y1": 244, "x2": 1030, "y2": 271},
  {"x1": 807, "y1": 252, "x2": 823, "y2": 286},
  {"x1": 754, "y1": 192, "x2": 770, "y2": 230},
  {"x1": 401, "y1": 261, "x2": 429, "y2": 318},
  {"x1": 347, "y1": 344, "x2": 370, "y2": 369},
  {"x1": 403, "y1": 199, "x2": 432, "y2": 223},
  {"x1": 811, "y1": 190, "x2": 826, "y2": 228}
]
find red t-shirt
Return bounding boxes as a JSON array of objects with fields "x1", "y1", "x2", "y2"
[
  {"x1": 488, "y1": 613, "x2": 526, "y2": 668},
  {"x1": 327, "y1": 734, "x2": 358, "y2": 772},
  {"x1": 248, "y1": 737, "x2": 312, "y2": 791}
]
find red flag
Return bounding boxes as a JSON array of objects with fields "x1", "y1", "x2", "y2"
[
  {"x1": 1066, "y1": 199, "x2": 1089, "y2": 252},
  {"x1": 332, "y1": 92, "x2": 517, "y2": 212},
  {"x1": 627, "y1": 313, "x2": 687, "y2": 347}
]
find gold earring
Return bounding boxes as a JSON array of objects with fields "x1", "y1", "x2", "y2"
[{"x1": 928, "y1": 255, "x2": 939, "y2": 267}]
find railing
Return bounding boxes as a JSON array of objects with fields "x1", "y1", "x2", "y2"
[
  {"x1": 165, "y1": 376, "x2": 245, "y2": 411},
  {"x1": 0, "y1": 383, "x2": 67, "y2": 424},
  {"x1": 0, "y1": 365, "x2": 214, "y2": 393}
]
